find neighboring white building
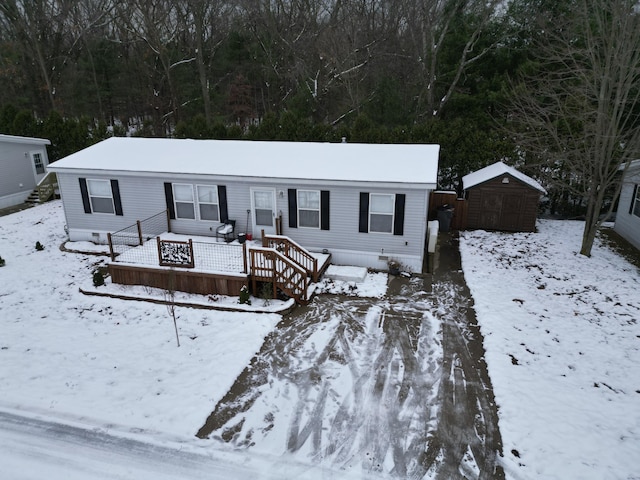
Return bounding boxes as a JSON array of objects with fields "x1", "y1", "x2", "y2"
[
  {"x1": 614, "y1": 159, "x2": 640, "y2": 250},
  {"x1": 0, "y1": 134, "x2": 51, "y2": 209},
  {"x1": 48, "y1": 137, "x2": 440, "y2": 272}
]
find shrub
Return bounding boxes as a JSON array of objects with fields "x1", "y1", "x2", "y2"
[
  {"x1": 93, "y1": 269, "x2": 105, "y2": 287},
  {"x1": 35, "y1": 241, "x2": 44, "y2": 251},
  {"x1": 238, "y1": 285, "x2": 251, "y2": 305},
  {"x1": 0, "y1": 255, "x2": 5, "y2": 267},
  {"x1": 259, "y1": 282, "x2": 273, "y2": 306}
]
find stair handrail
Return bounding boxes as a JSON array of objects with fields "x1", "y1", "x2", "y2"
[
  {"x1": 36, "y1": 171, "x2": 58, "y2": 203},
  {"x1": 249, "y1": 246, "x2": 309, "y2": 303},
  {"x1": 262, "y1": 233, "x2": 319, "y2": 281}
]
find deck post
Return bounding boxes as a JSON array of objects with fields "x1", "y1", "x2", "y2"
[
  {"x1": 261, "y1": 229, "x2": 266, "y2": 247},
  {"x1": 242, "y1": 242, "x2": 247, "y2": 274},
  {"x1": 272, "y1": 252, "x2": 277, "y2": 299},
  {"x1": 137, "y1": 220, "x2": 143, "y2": 245},
  {"x1": 251, "y1": 250, "x2": 257, "y2": 294},
  {"x1": 107, "y1": 232, "x2": 115, "y2": 262},
  {"x1": 313, "y1": 258, "x2": 318, "y2": 282},
  {"x1": 188, "y1": 239, "x2": 194, "y2": 268}
]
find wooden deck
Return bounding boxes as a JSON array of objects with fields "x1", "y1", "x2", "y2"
[
  {"x1": 109, "y1": 263, "x2": 248, "y2": 296},
  {"x1": 107, "y1": 232, "x2": 331, "y2": 304}
]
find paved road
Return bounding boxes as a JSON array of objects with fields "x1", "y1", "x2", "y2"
[{"x1": 0, "y1": 410, "x2": 363, "y2": 480}]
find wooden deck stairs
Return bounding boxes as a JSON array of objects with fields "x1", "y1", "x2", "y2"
[
  {"x1": 249, "y1": 234, "x2": 331, "y2": 305},
  {"x1": 26, "y1": 172, "x2": 58, "y2": 205}
]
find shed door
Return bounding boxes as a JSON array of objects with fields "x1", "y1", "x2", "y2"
[
  {"x1": 479, "y1": 193, "x2": 502, "y2": 230},
  {"x1": 251, "y1": 188, "x2": 276, "y2": 237},
  {"x1": 501, "y1": 194, "x2": 523, "y2": 231}
]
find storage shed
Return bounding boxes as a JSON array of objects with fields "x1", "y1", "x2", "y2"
[{"x1": 462, "y1": 162, "x2": 546, "y2": 232}]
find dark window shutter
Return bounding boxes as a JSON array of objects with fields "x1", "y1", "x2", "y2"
[
  {"x1": 359, "y1": 192, "x2": 369, "y2": 233},
  {"x1": 630, "y1": 185, "x2": 638, "y2": 215},
  {"x1": 393, "y1": 194, "x2": 406, "y2": 236},
  {"x1": 110, "y1": 180, "x2": 123, "y2": 216},
  {"x1": 321, "y1": 190, "x2": 330, "y2": 230},
  {"x1": 79, "y1": 178, "x2": 91, "y2": 213},
  {"x1": 218, "y1": 185, "x2": 228, "y2": 222},
  {"x1": 164, "y1": 182, "x2": 175, "y2": 219},
  {"x1": 288, "y1": 189, "x2": 297, "y2": 228}
]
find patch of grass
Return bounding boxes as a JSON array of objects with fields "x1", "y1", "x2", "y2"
[{"x1": 598, "y1": 227, "x2": 640, "y2": 269}]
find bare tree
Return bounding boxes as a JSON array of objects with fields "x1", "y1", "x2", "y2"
[
  {"x1": 508, "y1": 0, "x2": 640, "y2": 256},
  {"x1": 164, "y1": 268, "x2": 180, "y2": 347},
  {"x1": 402, "y1": 0, "x2": 507, "y2": 117},
  {"x1": 0, "y1": 0, "x2": 98, "y2": 113},
  {"x1": 178, "y1": 0, "x2": 234, "y2": 126},
  {"x1": 115, "y1": 0, "x2": 192, "y2": 133}
]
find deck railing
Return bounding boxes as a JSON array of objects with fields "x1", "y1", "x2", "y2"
[
  {"x1": 262, "y1": 233, "x2": 319, "y2": 281},
  {"x1": 107, "y1": 210, "x2": 169, "y2": 261},
  {"x1": 249, "y1": 247, "x2": 310, "y2": 304},
  {"x1": 36, "y1": 172, "x2": 58, "y2": 202}
]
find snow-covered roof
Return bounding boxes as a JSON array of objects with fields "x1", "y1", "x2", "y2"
[
  {"x1": 462, "y1": 161, "x2": 546, "y2": 193},
  {"x1": 0, "y1": 133, "x2": 51, "y2": 146},
  {"x1": 48, "y1": 137, "x2": 440, "y2": 188},
  {"x1": 619, "y1": 159, "x2": 640, "y2": 173}
]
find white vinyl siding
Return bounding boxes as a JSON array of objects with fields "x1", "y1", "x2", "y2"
[
  {"x1": 87, "y1": 179, "x2": 114, "y2": 214},
  {"x1": 56, "y1": 172, "x2": 430, "y2": 270},
  {"x1": 369, "y1": 193, "x2": 394, "y2": 233},
  {"x1": 298, "y1": 190, "x2": 320, "y2": 228},
  {"x1": 197, "y1": 185, "x2": 219, "y2": 221},
  {"x1": 173, "y1": 184, "x2": 195, "y2": 219}
]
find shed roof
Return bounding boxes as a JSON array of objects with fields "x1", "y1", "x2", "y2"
[
  {"x1": 462, "y1": 161, "x2": 546, "y2": 194},
  {"x1": 47, "y1": 137, "x2": 440, "y2": 188},
  {"x1": 0, "y1": 133, "x2": 51, "y2": 146}
]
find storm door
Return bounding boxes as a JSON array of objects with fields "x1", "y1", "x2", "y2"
[{"x1": 251, "y1": 188, "x2": 276, "y2": 236}]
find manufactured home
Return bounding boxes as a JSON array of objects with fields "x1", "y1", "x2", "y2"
[
  {"x1": 462, "y1": 162, "x2": 546, "y2": 232},
  {"x1": 48, "y1": 138, "x2": 440, "y2": 274},
  {"x1": 0, "y1": 134, "x2": 51, "y2": 209},
  {"x1": 614, "y1": 160, "x2": 640, "y2": 251}
]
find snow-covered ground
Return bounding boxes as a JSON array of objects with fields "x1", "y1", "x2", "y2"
[
  {"x1": 460, "y1": 221, "x2": 640, "y2": 480},
  {"x1": 1, "y1": 201, "x2": 639, "y2": 479}
]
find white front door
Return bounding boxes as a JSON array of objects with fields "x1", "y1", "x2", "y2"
[{"x1": 251, "y1": 188, "x2": 277, "y2": 237}]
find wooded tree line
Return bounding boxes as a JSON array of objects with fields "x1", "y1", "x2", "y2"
[
  {"x1": 0, "y1": 0, "x2": 518, "y2": 130},
  {"x1": 1, "y1": 0, "x2": 639, "y2": 256}
]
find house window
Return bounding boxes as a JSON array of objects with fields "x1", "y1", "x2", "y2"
[
  {"x1": 298, "y1": 190, "x2": 320, "y2": 228},
  {"x1": 87, "y1": 179, "x2": 115, "y2": 214},
  {"x1": 369, "y1": 193, "x2": 395, "y2": 233},
  {"x1": 197, "y1": 185, "x2": 219, "y2": 221},
  {"x1": 632, "y1": 185, "x2": 640, "y2": 218},
  {"x1": 173, "y1": 184, "x2": 195, "y2": 219},
  {"x1": 32, "y1": 152, "x2": 44, "y2": 174}
]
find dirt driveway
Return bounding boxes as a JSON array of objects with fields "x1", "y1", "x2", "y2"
[{"x1": 197, "y1": 233, "x2": 504, "y2": 479}]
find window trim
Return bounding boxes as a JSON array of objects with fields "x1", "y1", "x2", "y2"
[
  {"x1": 631, "y1": 184, "x2": 640, "y2": 218},
  {"x1": 369, "y1": 193, "x2": 395, "y2": 234},
  {"x1": 31, "y1": 151, "x2": 45, "y2": 175},
  {"x1": 86, "y1": 178, "x2": 115, "y2": 215},
  {"x1": 297, "y1": 189, "x2": 321, "y2": 229},
  {"x1": 172, "y1": 183, "x2": 196, "y2": 220},
  {"x1": 196, "y1": 184, "x2": 220, "y2": 222}
]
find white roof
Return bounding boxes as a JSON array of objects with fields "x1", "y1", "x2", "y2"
[
  {"x1": 462, "y1": 161, "x2": 546, "y2": 193},
  {"x1": 47, "y1": 137, "x2": 440, "y2": 188},
  {"x1": 0, "y1": 133, "x2": 51, "y2": 146}
]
